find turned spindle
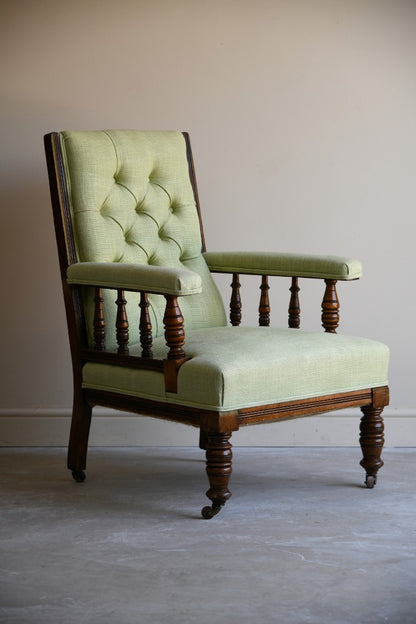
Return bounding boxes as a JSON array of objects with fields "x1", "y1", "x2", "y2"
[
  {"x1": 93, "y1": 287, "x2": 106, "y2": 350},
  {"x1": 139, "y1": 292, "x2": 153, "y2": 358},
  {"x1": 259, "y1": 275, "x2": 270, "y2": 327},
  {"x1": 288, "y1": 277, "x2": 300, "y2": 329},
  {"x1": 230, "y1": 273, "x2": 242, "y2": 326},
  {"x1": 163, "y1": 295, "x2": 186, "y2": 360},
  {"x1": 116, "y1": 289, "x2": 129, "y2": 354},
  {"x1": 321, "y1": 279, "x2": 339, "y2": 333}
]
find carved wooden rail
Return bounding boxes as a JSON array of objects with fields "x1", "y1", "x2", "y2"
[
  {"x1": 288, "y1": 277, "x2": 300, "y2": 328},
  {"x1": 116, "y1": 289, "x2": 129, "y2": 354},
  {"x1": 229, "y1": 274, "x2": 340, "y2": 332},
  {"x1": 139, "y1": 292, "x2": 153, "y2": 358},
  {"x1": 230, "y1": 274, "x2": 242, "y2": 326},
  {"x1": 93, "y1": 287, "x2": 186, "y2": 359},
  {"x1": 321, "y1": 279, "x2": 339, "y2": 333},
  {"x1": 93, "y1": 287, "x2": 106, "y2": 350},
  {"x1": 259, "y1": 275, "x2": 270, "y2": 326},
  {"x1": 87, "y1": 286, "x2": 187, "y2": 392}
]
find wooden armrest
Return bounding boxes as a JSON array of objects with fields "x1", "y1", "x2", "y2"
[{"x1": 68, "y1": 267, "x2": 192, "y2": 393}]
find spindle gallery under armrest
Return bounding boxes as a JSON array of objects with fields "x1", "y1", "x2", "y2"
[
  {"x1": 227, "y1": 272, "x2": 340, "y2": 333},
  {"x1": 77, "y1": 282, "x2": 189, "y2": 393}
]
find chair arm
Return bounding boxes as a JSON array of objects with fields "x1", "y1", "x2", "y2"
[
  {"x1": 67, "y1": 262, "x2": 202, "y2": 296},
  {"x1": 203, "y1": 251, "x2": 362, "y2": 280}
]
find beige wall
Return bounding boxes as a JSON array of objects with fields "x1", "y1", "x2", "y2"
[{"x1": 1, "y1": 0, "x2": 415, "y2": 444}]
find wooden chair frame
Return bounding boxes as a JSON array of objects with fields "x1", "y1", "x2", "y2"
[{"x1": 44, "y1": 132, "x2": 389, "y2": 518}]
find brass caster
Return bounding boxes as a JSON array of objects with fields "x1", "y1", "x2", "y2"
[
  {"x1": 72, "y1": 470, "x2": 86, "y2": 483},
  {"x1": 201, "y1": 505, "x2": 222, "y2": 519},
  {"x1": 365, "y1": 474, "x2": 377, "y2": 489}
]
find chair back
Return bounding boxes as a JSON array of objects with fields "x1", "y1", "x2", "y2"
[{"x1": 48, "y1": 130, "x2": 226, "y2": 348}]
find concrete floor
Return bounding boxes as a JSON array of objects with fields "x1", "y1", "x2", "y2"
[{"x1": 0, "y1": 447, "x2": 415, "y2": 624}]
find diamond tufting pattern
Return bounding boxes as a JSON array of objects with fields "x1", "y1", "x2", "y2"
[{"x1": 61, "y1": 130, "x2": 226, "y2": 345}]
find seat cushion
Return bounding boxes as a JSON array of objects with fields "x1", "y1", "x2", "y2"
[{"x1": 82, "y1": 327, "x2": 389, "y2": 412}]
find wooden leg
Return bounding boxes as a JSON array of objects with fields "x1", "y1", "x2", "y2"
[
  {"x1": 67, "y1": 389, "x2": 92, "y2": 482},
  {"x1": 202, "y1": 433, "x2": 233, "y2": 518},
  {"x1": 199, "y1": 428, "x2": 208, "y2": 450},
  {"x1": 359, "y1": 405, "x2": 385, "y2": 488}
]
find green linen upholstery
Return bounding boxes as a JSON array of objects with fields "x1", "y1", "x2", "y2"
[
  {"x1": 203, "y1": 251, "x2": 362, "y2": 280},
  {"x1": 60, "y1": 130, "x2": 226, "y2": 345},
  {"x1": 67, "y1": 262, "x2": 202, "y2": 296},
  {"x1": 82, "y1": 327, "x2": 389, "y2": 412}
]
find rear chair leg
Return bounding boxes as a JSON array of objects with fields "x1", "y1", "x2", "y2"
[
  {"x1": 199, "y1": 428, "x2": 208, "y2": 450},
  {"x1": 359, "y1": 404, "x2": 385, "y2": 488},
  {"x1": 67, "y1": 389, "x2": 92, "y2": 483},
  {"x1": 202, "y1": 433, "x2": 233, "y2": 518}
]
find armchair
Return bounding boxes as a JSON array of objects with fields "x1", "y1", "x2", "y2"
[{"x1": 44, "y1": 130, "x2": 389, "y2": 518}]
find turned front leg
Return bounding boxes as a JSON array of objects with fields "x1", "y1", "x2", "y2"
[
  {"x1": 202, "y1": 433, "x2": 233, "y2": 518},
  {"x1": 359, "y1": 405, "x2": 385, "y2": 488}
]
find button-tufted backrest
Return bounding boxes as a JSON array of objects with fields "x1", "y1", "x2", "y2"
[{"x1": 60, "y1": 130, "x2": 226, "y2": 347}]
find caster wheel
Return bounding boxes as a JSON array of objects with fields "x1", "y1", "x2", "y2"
[
  {"x1": 365, "y1": 475, "x2": 377, "y2": 489},
  {"x1": 201, "y1": 505, "x2": 221, "y2": 519},
  {"x1": 72, "y1": 470, "x2": 86, "y2": 483}
]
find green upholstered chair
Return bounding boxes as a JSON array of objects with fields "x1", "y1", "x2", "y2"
[{"x1": 44, "y1": 130, "x2": 389, "y2": 518}]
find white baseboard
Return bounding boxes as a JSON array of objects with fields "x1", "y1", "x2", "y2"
[{"x1": 0, "y1": 407, "x2": 413, "y2": 447}]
